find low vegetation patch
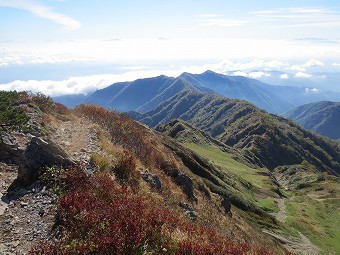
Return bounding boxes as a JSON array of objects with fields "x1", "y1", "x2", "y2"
[
  {"x1": 0, "y1": 91, "x2": 30, "y2": 129},
  {"x1": 30, "y1": 166, "x2": 278, "y2": 255}
]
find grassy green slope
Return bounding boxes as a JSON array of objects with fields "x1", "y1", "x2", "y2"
[{"x1": 157, "y1": 118, "x2": 340, "y2": 255}]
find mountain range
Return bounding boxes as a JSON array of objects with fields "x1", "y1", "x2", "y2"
[{"x1": 54, "y1": 70, "x2": 340, "y2": 114}]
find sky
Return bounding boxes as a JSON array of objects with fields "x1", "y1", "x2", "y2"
[{"x1": 1, "y1": 0, "x2": 340, "y2": 96}]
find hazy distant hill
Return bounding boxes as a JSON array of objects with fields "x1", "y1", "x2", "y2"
[
  {"x1": 181, "y1": 70, "x2": 340, "y2": 113},
  {"x1": 285, "y1": 101, "x2": 340, "y2": 140},
  {"x1": 134, "y1": 90, "x2": 340, "y2": 175},
  {"x1": 53, "y1": 94, "x2": 87, "y2": 108},
  {"x1": 82, "y1": 71, "x2": 294, "y2": 114},
  {"x1": 83, "y1": 75, "x2": 213, "y2": 112},
  {"x1": 180, "y1": 70, "x2": 295, "y2": 113}
]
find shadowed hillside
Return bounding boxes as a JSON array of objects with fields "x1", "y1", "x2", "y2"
[{"x1": 285, "y1": 101, "x2": 340, "y2": 140}]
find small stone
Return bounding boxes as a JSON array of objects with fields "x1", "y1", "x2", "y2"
[
  {"x1": 20, "y1": 202, "x2": 28, "y2": 207},
  {"x1": 185, "y1": 210, "x2": 198, "y2": 220},
  {"x1": 38, "y1": 208, "x2": 45, "y2": 217}
]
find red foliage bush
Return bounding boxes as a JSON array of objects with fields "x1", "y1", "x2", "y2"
[{"x1": 29, "y1": 166, "x2": 279, "y2": 255}]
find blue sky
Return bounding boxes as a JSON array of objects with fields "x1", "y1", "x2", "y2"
[{"x1": 1, "y1": 0, "x2": 340, "y2": 95}]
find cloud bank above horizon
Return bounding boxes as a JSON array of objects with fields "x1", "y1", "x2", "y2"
[
  {"x1": 1, "y1": 0, "x2": 340, "y2": 95},
  {"x1": 1, "y1": 57, "x2": 339, "y2": 97}
]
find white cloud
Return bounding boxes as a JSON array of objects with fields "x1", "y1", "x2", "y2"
[
  {"x1": 2, "y1": 38, "x2": 340, "y2": 67},
  {"x1": 288, "y1": 65, "x2": 306, "y2": 72},
  {"x1": 0, "y1": 0, "x2": 81, "y2": 30},
  {"x1": 228, "y1": 59, "x2": 288, "y2": 71},
  {"x1": 253, "y1": 8, "x2": 329, "y2": 15},
  {"x1": 122, "y1": 66, "x2": 149, "y2": 71},
  {"x1": 0, "y1": 70, "x2": 182, "y2": 96},
  {"x1": 295, "y1": 72, "x2": 313, "y2": 78},
  {"x1": 253, "y1": 7, "x2": 340, "y2": 28},
  {"x1": 305, "y1": 88, "x2": 320, "y2": 93},
  {"x1": 228, "y1": 59, "x2": 269, "y2": 71},
  {"x1": 286, "y1": 60, "x2": 324, "y2": 73},
  {"x1": 289, "y1": 8, "x2": 330, "y2": 14},
  {"x1": 229, "y1": 70, "x2": 271, "y2": 78},
  {"x1": 248, "y1": 71, "x2": 270, "y2": 79},
  {"x1": 263, "y1": 60, "x2": 288, "y2": 69},
  {"x1": 200, "y1": 18, "x2": 248, "y2": 27},
  {"x1": 332, "y1": 63, "x2": 340, "y2": 66},
  {"x1": 303, "y1": 59, "x2": 324, "y2": 67},
  {"x1": 280, "y1": 74, "x2": 289, "y2": 79},
  {"x1": 232, "y1": 71, "x2": 248, "y2": 77},
  {"x1": 0, "y1": 52, "x2": 90, "y2": 66}
]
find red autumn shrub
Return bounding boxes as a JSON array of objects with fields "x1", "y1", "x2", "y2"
[{"x1": 29, "y1": 165, "x2": 281, "y2": 255}]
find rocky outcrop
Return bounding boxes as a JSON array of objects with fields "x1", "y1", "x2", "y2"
[
  {"x1": 221, "y1": 196, "x2": 232, "y2": 215},
  {"x1": 142, "y1": 170, "x2": 162, "y2": 191},
  {"x1": 17, "y1": 137, "x2": 75, "y2": 186},
  {"x1": 179, "y1": 202, "x2": 198, "y2": 220},
  {"x1": 0, "y1": 132, "x2": 23, "y2": 164},
  {"x1": 175, "y1": 173, "x2": 196, "y2": 202}
]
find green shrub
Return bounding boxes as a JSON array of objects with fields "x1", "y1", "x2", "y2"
[
  {"x1": 40, "y1": 166, "x2": 65, "y2": 196},
  {"x1": 0, "y1": 91, "x2": 30, "y2": 129}
]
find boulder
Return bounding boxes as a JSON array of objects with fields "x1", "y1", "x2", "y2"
[
  {"x1": 221, "y1": 196, "x2": 232, "y2": 215},
  {"x1": 179, "y1": 202, "x2": 198, "y2": 220},
  {"x1": 175, "y1": 173, "x2": 197, "y2": 202},
  {"x1": 161, "y1": 164, "x2": 197, "y2": 201},
  {"x1": 18, "y1": 137, "x2": 75, "y2": 185},
  {"x1": 142, "y1": 171, "x2": 162, "y2": 191},
  {"x1": 0, "y1": 132, "x2": 23, "y2": 164}
]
